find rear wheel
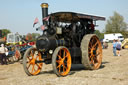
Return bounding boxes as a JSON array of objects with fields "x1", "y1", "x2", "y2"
[
  {"x1": 52, "y1": 46, "x2": 71, "y2": 77},
  {"x1": 23, "y1": 47, "x2": 43, "y2": 76},
  {"x1": 81, "y1": 34, "x2": 102, "y2": 70}
]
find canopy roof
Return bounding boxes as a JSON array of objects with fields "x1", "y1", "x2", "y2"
[{"x1": 49, "y1": 12, "x2": 105, "y2": 22}]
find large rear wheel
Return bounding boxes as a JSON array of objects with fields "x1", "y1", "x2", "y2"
[
  {"x1": 23, "y1": 47, "x2": 43, "y2": 76},
  {"x1": 81, "y1": 34, "x2": 102, "y2": 70},
  {"x1": 52, "y1": 46, "x2": 71, "y2": 77}
]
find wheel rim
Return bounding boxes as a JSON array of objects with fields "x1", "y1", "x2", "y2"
[
  {"x1": 15, "y1": 50, "x2": 20, "y2": 59},
  {"x1": 56, "y1": 48, "x2": 71, "y2": 76},
  {"x1": 88, "y1": 36, "x2": 102, "y2": 69},
  {"x1": 26, "y1": 49, "x2": 43, "y2": 75}
]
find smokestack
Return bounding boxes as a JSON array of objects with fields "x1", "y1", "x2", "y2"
[{"x1": 41, "y1": 3, "x2": 48, "y2": 25}]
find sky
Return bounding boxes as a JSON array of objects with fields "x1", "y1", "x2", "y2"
[{"x1": 0, "y1": 0, "x2": 128, "y2": 35}]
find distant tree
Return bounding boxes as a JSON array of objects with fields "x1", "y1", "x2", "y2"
[
  {"x1": 123, "y1": 31, "x2": 128, "y2": 38},
  {"x1": 100, "y1": 33, "x2": 104, "y2": 39},
  {"x1": 26, "y1": 33, "x2": 32, "y2": 41},
  {"x1": 105, "y1": 12, "x2": 127, "y2": 34},
  {"x1": 31, "y1": 33, "x2": 40, "y2": 41},
  {"x1": 102, "y1": 29, "x2": 106, "y2": 33},
  {"x1": 94, "y1": 30, "x2": 104, "y2": 39},
  {"x1": 94, "y1": 30, "x2": 100, "y2": 38},
  {"x1": 2, "y1": 29, "x2": 11, "y2": 37},
  {"x1": 25, "y1": 33, "x2": 40, "y2": 41}
]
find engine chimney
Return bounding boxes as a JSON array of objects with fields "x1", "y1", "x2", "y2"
[{"x1": 41, "y1": 3, "x2": 48, "y2": 25}]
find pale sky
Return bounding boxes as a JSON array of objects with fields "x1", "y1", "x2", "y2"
[{"x1": 0, "y1": 0, "x2": 128, "y2": 35}]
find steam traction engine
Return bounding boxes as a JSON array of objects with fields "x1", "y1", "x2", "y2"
[{"x1": 23, "y1": 3, "x2": 105, "y2": 76}]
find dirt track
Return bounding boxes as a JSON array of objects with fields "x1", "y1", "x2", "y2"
[{"x1": 0, "y1": 43, "x2": 128, "y2": 85}]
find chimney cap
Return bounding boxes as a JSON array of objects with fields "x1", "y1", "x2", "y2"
[{"x1": 41, "y1": 3, "x2": 48, "y2": 8}]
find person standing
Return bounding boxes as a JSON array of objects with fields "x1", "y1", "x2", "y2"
[
  {"x1": 112, "y1": 40, "x2": 117, "y2": 56},
  {"x1": 116, "y1": 40, "x2": 122, "y2": 56},
  {"x1": 0, "y1": 44, "x2": 8, "y2": 65},
  {"x1": 88, "y1": 21, "x2": 95, "y2": 34}
]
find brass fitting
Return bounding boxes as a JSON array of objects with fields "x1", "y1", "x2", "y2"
[{"x1": 41, "y1": 3, "x2": 48, "y2": 8}]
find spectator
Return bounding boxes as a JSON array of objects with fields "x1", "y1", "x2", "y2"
[
  {"x1": 0, "y1": 44, "x2": 8, "y2": 65},
  {"x1": 90, "y1": 21, "x2": 95, "y2": 32},
  {"x1": 116, "y1": 40, "x2": 122, "y2": 56},
  {"x1": 86, "y1": 21, "x2": 95, "y2": 34},
  {"x1": 112, "y1": 40, "x2": 117, "y2": 56},
  {"x1": 89, "y1": 21, "x2": 95, "y2": 33}
]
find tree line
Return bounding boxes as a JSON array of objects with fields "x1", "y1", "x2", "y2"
[
  {"x1": 0, "y1": 29, "x2": 40, "y2": 41},
  {"x1": 95, "y1": 11, "x2": 128, "y2": 39}
]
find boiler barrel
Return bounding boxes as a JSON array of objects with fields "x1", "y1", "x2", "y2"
[
  {"x1": 36, "y1": 36, "x2": 69, "y2": 52},
  {"x1": 49, "y1": 39, "x2": 68, "y2": 49}
]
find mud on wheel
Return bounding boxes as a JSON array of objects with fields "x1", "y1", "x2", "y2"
[
  {"x1": 52, "y1": 46, "x2": 71, "y2": 77},
  {"x1": 23, "y1": 47, "x2": 43, "y2": 76},
  {"x1": 81, "y1": 34, "x2": 102, "y2": 70}
]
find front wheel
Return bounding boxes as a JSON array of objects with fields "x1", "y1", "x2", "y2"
[
  {"x1": 23, "y1": 47, "x2": 43, "y2": 76},
  {"x1": 52, "y1": 46, "x2": 71, "y2": 77}
]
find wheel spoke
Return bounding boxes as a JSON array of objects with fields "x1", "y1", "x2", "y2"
[
  {"x1": 89, "y1": 43, "x2": 93, "y2": 48},
  {"x1": 35, "y1": 52, "x2": 41, "y2": 60},
  {"x1": 30, "y1": 50, "x2": 34, "y2": 58},
  {"x1": 93, "y1": 42, "x2": 98, "y2": 48},
  {"x1": 57, "y1": 64, "x2": 61, "y2": 68},
  {"x1": 35, "y1": 55, "x2": 39, "y2": 60},
  {"x1": 89, "y1": 51, "x2": 91, "y2": 54},
  {"x1": 27, "y1": 63, "x2": 31, "y2": 69},
  {"x1": 59, "y1": 67, "x2": 61, "y2": 73},
  {"x1": 94, "y1": 56, "x2": 98, "y2": 63},
  {"x1": 59, "y1": 50, "x2": 61, "y2": 57},
  {"x1": 34, "y1": 67, "x2": 36, "y2": 72},
  {"x1": 63, "y1": 50, "x2": 66, "y2": 60},
  {"x1": 27, "y1": 56, "x2": 31, "y2": 61},
  {"x1": 90, "y1": 54, "x2": 95, "y2": 64},
  {"x1": 89, "y1": 54, "x2": 93, "y2": 58},
  {"x1": 27, "y1": 58, "x2": 32, "y2": 63},
  {"x1": 56, "y1": 60, "x2": 60, "y2": 63},
  {"x1": 36, "y1": 64, "x2": 42, "y2": 69},
  {"x1": 57, "y1": 64, "x2": 61, "y2": 73},
  {"x1": 57, "y1": 62, "x2": 62, "y2": 73},
  {"x1": 31, "y1": 65, "x2": 35, "y2": 73},
  {"x1": 66, "y1": 53, "x2": 69, "y2": 58},
  {"x1": 91, "y1": 58, "x2": 94, "y2": 65},
  {"x1": 91, "y1": 38, "x2": 95, "y2": 43},
  {"x1": 63, "y1": 63, "x2": 66, "y2": 72},
  {"x1": 88, "y1": 46, "x2": 92, "y2": 50},
  {"x1": 57, "y1": 55, "x2": 62, "y2": 59},
  {"x1": 63, "y1": 65, "x2": 65, "y2": 72}
]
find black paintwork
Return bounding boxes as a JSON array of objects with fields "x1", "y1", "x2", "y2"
[{"x1": 36, "y1": 4, "x2": 105, "y2": 64}]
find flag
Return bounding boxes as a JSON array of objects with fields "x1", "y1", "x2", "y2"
[
  {"x1": 43, "y1": 16, "x2": 50, "y2": 21},
  {"x1": 33, "y1": 17, "x2": 39, "y2": 27}
]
